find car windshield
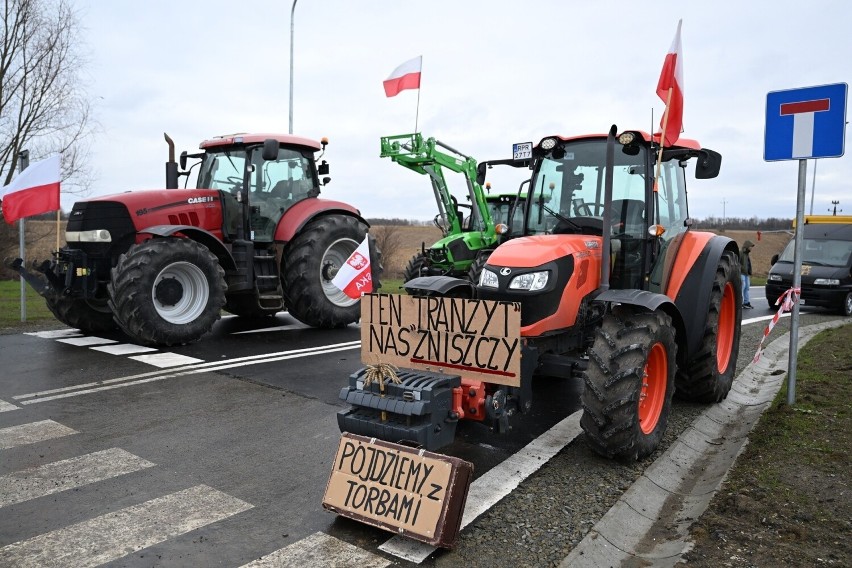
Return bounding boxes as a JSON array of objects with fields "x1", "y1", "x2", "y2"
[{"x1": 778, "y1": 238, "x2": 852, "y2": 267}]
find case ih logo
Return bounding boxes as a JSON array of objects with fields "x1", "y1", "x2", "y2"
[
  {"x1": 187, "y1": 196, "x2": 214, "y2": 204},
  {"x1": 347, "y1": 252, "x2": 368, "y2": 269}
]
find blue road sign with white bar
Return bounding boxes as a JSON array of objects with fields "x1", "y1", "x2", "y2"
[{"x1": 764, "y1": 83, "x2": 847, "y2": 161}]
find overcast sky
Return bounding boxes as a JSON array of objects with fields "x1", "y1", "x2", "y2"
[{"x1": 72, "y1": 0, "x2": 850, "y2": 221}]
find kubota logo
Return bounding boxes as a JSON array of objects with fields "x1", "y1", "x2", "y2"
[
  {"x1": 500, "y1": 267, "x2": 512, "y2": 276},
  {"x1": 347, "y1": 253, "x2": 368, "y2": 269}
]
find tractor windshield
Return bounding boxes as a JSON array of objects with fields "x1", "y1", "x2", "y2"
[{"x1": 527, "y1": 139, "x2": 648, "y2": 236}]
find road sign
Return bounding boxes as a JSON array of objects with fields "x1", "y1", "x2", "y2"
[{"x1": 764, "y1": 83, "x2": 847, "y2": 161}]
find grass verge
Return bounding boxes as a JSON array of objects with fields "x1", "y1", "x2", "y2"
[{"x1": 0, "y1": 279, "x2": 54, "y2": 328}]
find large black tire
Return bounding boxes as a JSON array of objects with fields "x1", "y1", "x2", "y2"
[
  {"x1": 581, "y1": 307, "x2": 677, "y2": 460},
  {"x1": 675, "y1": 251, "x2": 742, "y2": 403},
  {"x1": 402, "y1": 252, "x2": 428, "y2": 283},
  {"x1": 45, "y1": 295, "x2": 117, "y2": 333},
  {"x1": 224, "y1": 294, "x2": 280, "y2": 318},
  {"x1": 282, "y1": 215, "x2": 381, "y2": 328},
  {"x1": 107, "y1": 238, "x2": 226, "y2": 346},
  {"x1": 467, "y1": 250, "x2": 492, "y2": 285}
]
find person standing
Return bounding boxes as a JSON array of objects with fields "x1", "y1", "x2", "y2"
[{"x1": 740, "y1": 239, "x2": 755, "y2": 309}]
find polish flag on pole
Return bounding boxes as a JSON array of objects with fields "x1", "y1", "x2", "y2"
[
  {"x1": 656, "y1": 20, "x2": 684, "y2": 146},
  {"x1": 383, "y1": 56, "x2": 422, "y2": 97},
  {"x1": 1, "y1": 154, "x2": 61, "y2": 224},
  {"x1": 331, "y1": 236, "x2": 373, "y2": 299}
]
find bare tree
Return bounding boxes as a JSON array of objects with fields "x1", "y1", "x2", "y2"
[{"x1": 0, "y1": 0, "x2": 95, "y2": 199}]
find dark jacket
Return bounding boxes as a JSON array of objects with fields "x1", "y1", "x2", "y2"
[{"x1": 740, "y1": 240, "x2": 754, "y2": 276}]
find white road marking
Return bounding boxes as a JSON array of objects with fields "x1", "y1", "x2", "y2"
[
  {"x1": 241, "y1": 532, "x2": 390, "y2": 568},
  {"x1": 12, "y1": 341, "x2": 361, "y2": 404},
  {"x1": 378, "y1": 410, "x2": 584, "y2": 563},
  {"x1": 0, "y1": 420, "x2": 78, "y2": 450},
  {"x1": 743, "y1": 312, "x2": 791, "y2": 326},
  {"x1": 56, "y1": 336, "x2": 118, "y2": 347},
  {"x1": 128, "y1": 352, "x2": 205, "y2": 368},
  {"x1": 0, "y1": 448, "x2": 155, "y2": 507},
  {"x1": 0, "y1": 484, "x2": 252, "y2": 568},
  {"x1": 25, "y1": 329, "x2": 82, "y2": 339},
  {"x1": 0, "y1": 399, "x2": 18, "y2": 413},
  {"x1": 232, "y1": 322, "x2": 310, "y2": 335},
  {"x1": 89, "y1": 344, "x2": 158, "y2": 355}
]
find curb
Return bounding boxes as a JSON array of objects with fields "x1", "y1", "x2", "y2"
[{"x1": 560, "y1": 319, "x2": 850, "y2": 568}]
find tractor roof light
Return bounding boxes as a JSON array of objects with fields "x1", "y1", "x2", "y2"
[
  {"x1": 540, "y1": 138, "x2": 557, "y2": 150},
  {"x1": 495, "y1": 223, "x2": 509, "y2": 235},
  {"x1": 618, "y1": 132, "x2": 636, "y2": 145}
]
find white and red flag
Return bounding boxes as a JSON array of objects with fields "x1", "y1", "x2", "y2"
[
  {"x1": 383, "y1": 56, "x2": 422, "y2": 97},
  {"x1": 1, "y1": 154, "x2": 61, "y2": 224},
  {"x1": 656, "y1": 20, "x2": 684, "y2": 146},
  {"x1": 331, "y1": 236, "x2": 373, "y2": 299}
]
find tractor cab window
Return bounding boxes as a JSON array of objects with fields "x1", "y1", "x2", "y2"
[
  {"x1": 528, "y1": 139, "x2": 647, "y2": 238},
  {"x1": 249, "y1": 146, "x2": 318, "y2": 242},
  {"x1": 196, "y1": 149, "x2": 248, "y2": 194}
]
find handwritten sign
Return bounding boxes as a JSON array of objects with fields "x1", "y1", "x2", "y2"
[
  {"x1": 360, "y1": 293, "x2": 522, "y2": 387},
  {"x1": 322, "y1": 433, "x2": 472, "y2": 547}
]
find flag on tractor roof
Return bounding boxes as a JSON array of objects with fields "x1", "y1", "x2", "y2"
[
  {"x1": 1, "y1": 154, "x2": 61, "y2": 224},
  {"x1": 656, "y1": 20, "x2": 684, "y2": 146},
  {"x1": 331, "y1": 236, "x2": 373, "y2": 299},
  {"x1": 383, "y1": 56, "x2": 422, "y2": 97}
]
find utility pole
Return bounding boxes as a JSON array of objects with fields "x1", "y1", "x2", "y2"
[
  {"x1": 721, "y1": 198, "x2": 727, "y2": 229},
  {"x1": 830, "y1": 200, "x2": 841, "y2": 215},
  {"x1": 289, "y1": 0, "x2": 298, "y2": 134}
]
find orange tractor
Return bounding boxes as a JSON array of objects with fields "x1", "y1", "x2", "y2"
[{"x1": 339, "y1": 126, "x2": 741, "y2": 460}]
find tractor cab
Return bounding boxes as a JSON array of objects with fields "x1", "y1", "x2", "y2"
[{"x1": 188, "y1": 134, "x2": 328, "y2": 242}]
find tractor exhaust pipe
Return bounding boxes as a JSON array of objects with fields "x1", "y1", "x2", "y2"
[{"x1": 164, "y1": 132, "x2": 178, "y2": 189}]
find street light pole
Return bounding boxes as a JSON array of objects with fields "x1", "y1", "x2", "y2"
[{"x1": 289, "y1": 0, "x2": 298, "y2": 135}]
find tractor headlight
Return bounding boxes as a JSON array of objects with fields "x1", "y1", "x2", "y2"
[
  {"x1": 66, "y1": 229, "x2": 112, "y2": 243},
  {"x1": 814, "y1": 278, "x2": 840, "y2": 286},
  {"x1": 479, "y1": 268, "x2": 499, "y2": 288},
  {"x1": 509, "y1": 270, "x2": 549, "y2": 291}
]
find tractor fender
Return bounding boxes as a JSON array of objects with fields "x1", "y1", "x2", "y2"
[
  {"x1": 273, "y1": 198, "x2": 368, "y2": 243},
  {"x1": 594, "y1": 288, "x2": 688, "y2": 365},
  {"x1": 140, "y1": 225, "x2": 236, "y2": 271},
  {"x1": 669, "y1": 233, "x2": 739, "y2": 359},
  {"x1": 403, "y1": 275, "x2": 474, "y2": 298}
]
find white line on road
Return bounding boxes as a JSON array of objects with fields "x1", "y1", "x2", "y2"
[
  {"x1": 378, "y1": 410, "x2": 585, "y2": 563},
  {"x1": 231, "y1": 322, "x2": 311, "y2": 335},
  {"x1": 56, "y1": 336, "x2": 118, "y2": 347},
  {"x1": 12, "y1": 341, "x2": 361, "y2": 405},
  {"x1": 240, "y1": 532, "x2": 390, "y2": 568},
  {"x1": 0, "y1": 448, "x2": 155, "y2": 507},
  {"x1": 0, "y1": 420, "x2": 78, "y2": 450},
  {"x1": 0, "y1": 484, "x2": 252, "y2": 568},
  {"x1": 0, "y1": 399, "x2": 18, "y2": 413}
]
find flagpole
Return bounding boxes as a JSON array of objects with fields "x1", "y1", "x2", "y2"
[
  {"x1": 414, "y1": 87, "x2": 421, "y2": 134},
  {"x1": 56, "y1": 209, "x2": 61, "y2": 251},
  {"x1": 653, "y1": 87, "x2": 673, "y2": 225}
]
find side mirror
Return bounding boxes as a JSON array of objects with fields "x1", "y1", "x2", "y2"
[
  {"x1": 179, "y1": 151, "x2": 188, "y2": 170},
  {"x1": 771, "y1": 254, "x2": 779, "y2": 265},
  {"x1": 322, "y1": 176, "x2": 331, "y2": 186},
  {"x1": 318, "y1": 160, "x2": 329, "y2": 176},
  {"x1": 695, "y1": 149, "x2": 722, "y2": 179},
  {"x1": 262, "y1": 138, "x2": 279, "y2": 161}
]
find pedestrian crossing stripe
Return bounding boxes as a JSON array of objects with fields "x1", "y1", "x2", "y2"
[{"x1": 0, "y1": 420, "x2": 77, "y2": 450}]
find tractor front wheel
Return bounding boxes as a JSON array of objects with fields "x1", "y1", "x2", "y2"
[
  {"x1": 108, "y1": 238, "x2": 226, "y2": 346},
  {"x1": 45, "y1": 295, "x2": 116, "y2": 334},
  {"x1": 676, "y1": 251, "x2": 741, "y2": 402},
  {"x1": 581, "y1": 307, "x2": 676, "y2": 460},
  {"x1": 402, "y1": 252, "x2": 428, "y2": 283},
  {"x1": 282, "y1": 215, "x2": 380, "y2": 328}
]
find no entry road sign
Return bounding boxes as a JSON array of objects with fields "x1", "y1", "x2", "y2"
[{"x1": 764, "y1": 83, "x2": 847, "y2": 161}]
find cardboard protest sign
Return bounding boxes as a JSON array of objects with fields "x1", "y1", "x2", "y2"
[
  {"x1": 360, "y1": 293, "x2": 522, "y2": 387},
  {"x1": 322, "y1": 433, "x2": 472, "y2": 548}
]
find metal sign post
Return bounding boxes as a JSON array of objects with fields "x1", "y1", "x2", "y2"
[
  {"x1": 764, "y1": 82, "x2": 847, "y2": 404},
  {"x1": 17, "y1": 150, "x2": 30, "y2": 322}
]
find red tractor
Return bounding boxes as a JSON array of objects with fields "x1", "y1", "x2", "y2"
[
  {"x1": 13, "y1": 133, "x2": 380, "y2": 346},
  {"x1": 339, "y1": 126, "x2": 741, "y2": 460}
]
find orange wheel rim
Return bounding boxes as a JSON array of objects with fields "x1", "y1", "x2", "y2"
[
  {"x1": 639, "y1": 342, "x2": 667, "y2": 435},
  {"x1": 717, "y1": 282, "x2": 736, "y2": 373}
]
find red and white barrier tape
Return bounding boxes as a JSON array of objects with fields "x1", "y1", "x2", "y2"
[{"x1": 752, "y1": 287, "x2": 800, "y2": 363}]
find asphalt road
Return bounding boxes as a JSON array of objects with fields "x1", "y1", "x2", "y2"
[{"x1": 0, "y1": 286, "x2": 837, "y2": 567}]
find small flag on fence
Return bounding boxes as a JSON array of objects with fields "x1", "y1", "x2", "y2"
[{"x1": 331, "y1": 236, "x2": 373, "y2": 299}]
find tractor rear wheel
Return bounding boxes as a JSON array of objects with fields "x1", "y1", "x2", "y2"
[
  {"x1": 45, "y1": 295, "x2": 116, "y2": 333},
  {"x1": 282, "y1": 215, "x2": 379, "y2": 328},
  {"x1": 402, "y1": 252, "x2": 428, "y2": 283},
  {"x1": 581, "y1": 307, "x2": 676, "y2": 460},
  {"x1": 676, "y1": 251, "x2": 741, "y2": 402},
  {"x1": 108, "y1": 238, "x2": 226, "y2": 346}
]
